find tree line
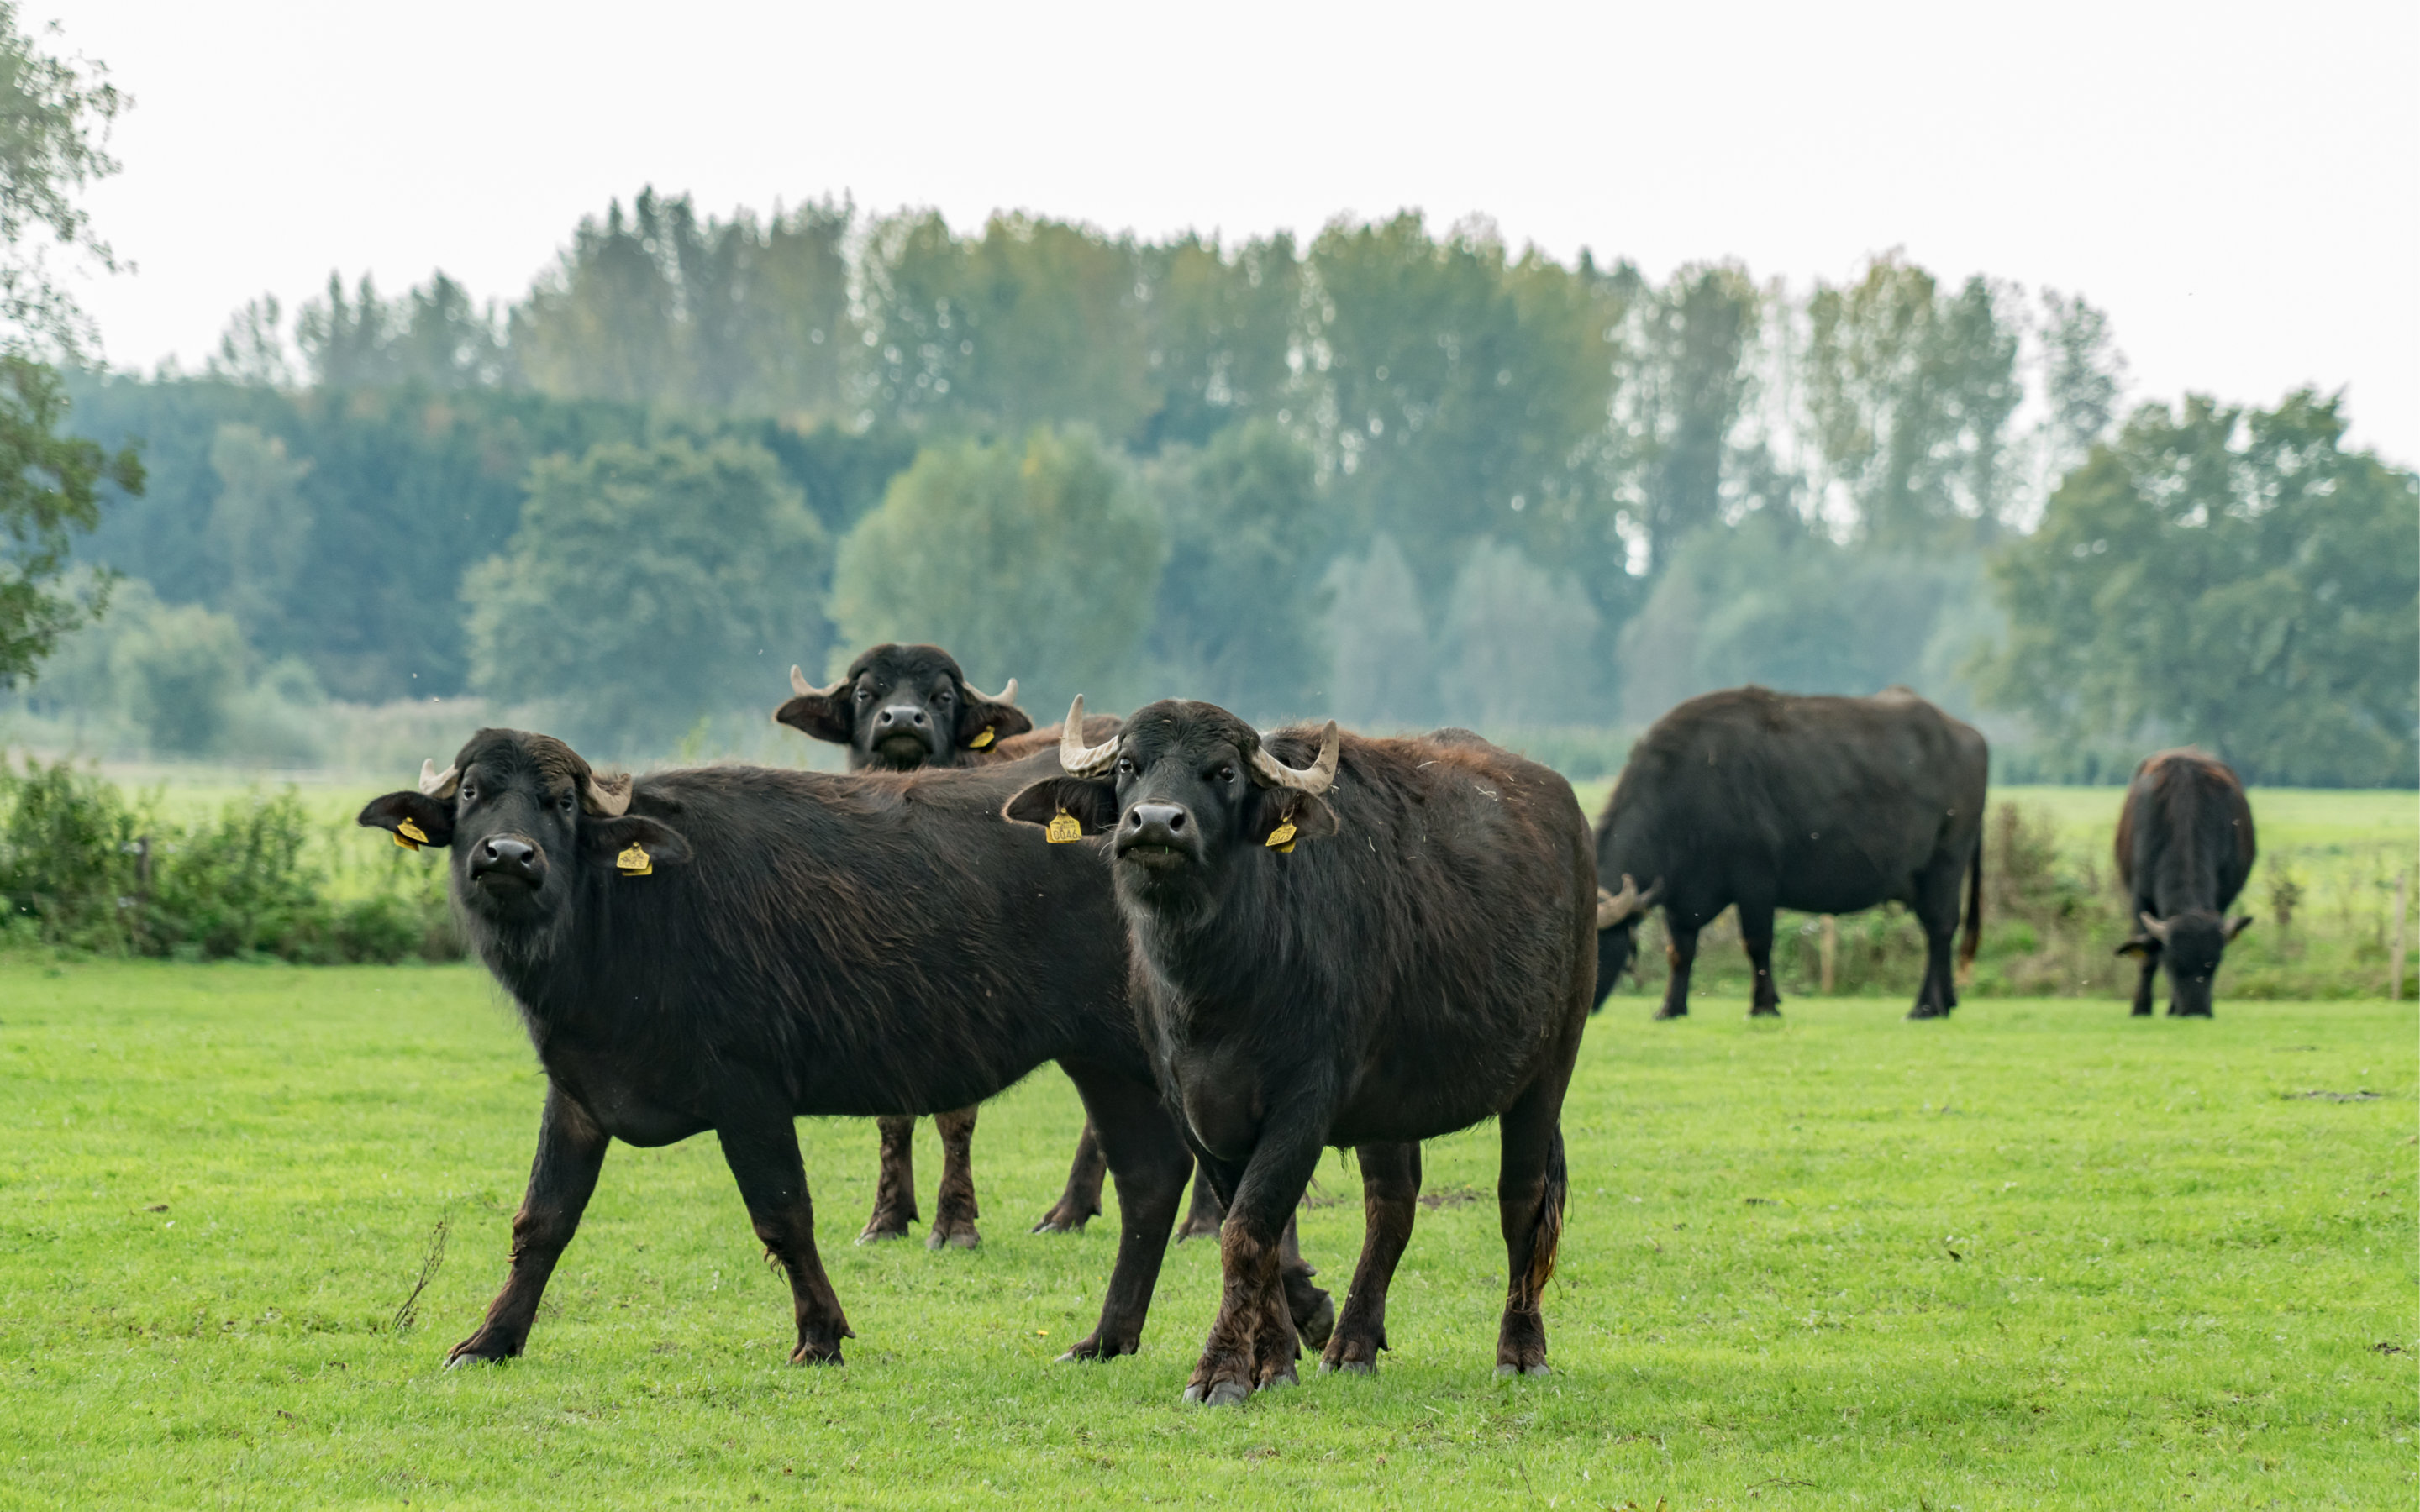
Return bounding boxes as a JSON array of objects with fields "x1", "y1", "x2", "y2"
[{"x1": 13, "y1": 187, "x2": 2414, "y2": 785}]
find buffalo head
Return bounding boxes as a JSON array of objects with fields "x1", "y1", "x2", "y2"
[
  {"x1": 774, "y1": 643, "x2": 1032, "y2": 771},
  {"x1": 1003, "y1": 697, "x2": 1339, "y2": 904},
  {"x1": 2116, "y1": 909, "x2": 2252, "y2": 1017},
  {"x1": 357, "y1": 729, "x2": 690, "y2": 930},
  {"x1": 1591, "y1": 873, "x2": 1664, "y2": 1007}
]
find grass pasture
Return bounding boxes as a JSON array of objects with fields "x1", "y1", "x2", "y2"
[{"x1": 1, "y1": 962, "x2": 2412, "y2": 1508}]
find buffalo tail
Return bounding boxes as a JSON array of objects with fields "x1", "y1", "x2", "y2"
[{"x1": 1960, "y1": 836, "x2": 1984, "y2": 971}]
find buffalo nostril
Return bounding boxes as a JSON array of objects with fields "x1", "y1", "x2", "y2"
[
  {"x1": 1167, "y1": 811, "x2": 1186, "y2": 832},
  {"x1": 1127, "y1": 811, "x2": 1144, "y2": 827}
]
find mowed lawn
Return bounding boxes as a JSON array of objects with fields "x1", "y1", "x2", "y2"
[{"x1": 0, "y1": 963, "x2": 2411, "y2": 1509}]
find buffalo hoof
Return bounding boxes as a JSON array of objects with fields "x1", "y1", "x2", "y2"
[
  {"x1": 1201, "y1": 1380, "x2": 1249, "y2": 1407},
  {"x1": 444, "y1": 1350, "x2": 504, "y2": 1370},
  {"x1": 1294, "y1": 1292, "x2": 1336, "y2": 1352},
  {"x1": 789, "y1": 1341, "x2": 845, "y2": 1367},
  {"x1": 1319, "y1": 1357, "x2": 1376, "y2": 1376},
  {"x1": 926, "y1": 1223, "x2": 980, "y2": 1251},
  {"x1": 1030, "y1": 1204, "x2": 1094, "y2": 1235},
  {"x1": 1905, "y1": 1004, "x2": 1948, "y2": 1021},
  {"x1": 1174, "y1": 1216, "x2": 1222, "y2": 1242},
  {"x1": 1496, "y1": 1362, "x2": 1551, "y2": 1378},
  {"x1": 1652, "y1": 1006, "x2": 1688, "y2": 1021},
  {"x1": 1260, "y1": 1367, "x2": 1297, "y2": 1391},
  {"x1": 856, "y1": 1224, "x2": 912, "y2": 1245}
]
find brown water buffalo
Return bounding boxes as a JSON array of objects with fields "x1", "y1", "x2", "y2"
[
  {"x1": 2114, "y1": 749, "x2": 2256, "y2": 1016},
  {"x1": 1594, "y1": 685, "x2": 1988, "y2": 1021},
  {"x1": 1008, "y1": 700, "x2": 1595, "y2": 1401}
]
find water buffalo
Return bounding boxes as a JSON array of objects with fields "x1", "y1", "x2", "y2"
[
  {"x1": 355, "y1": 728, "x2": 1326, "y2": 1367},
  {"x1": 771, "y1": 643, "x2": 1217, "y2": 1245},
  {"x1": 1007, "y1": 700, "x2": 1595, "y2": 1400},
  {"x1": 2114, "y1": 749, "x2": 2256, "y2": 1016},
  {"x1": 1593, "y1": 685, "x2": 1987, "y2": 1021}
]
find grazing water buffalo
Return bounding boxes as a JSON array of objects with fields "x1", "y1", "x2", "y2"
[
  {"x1": 1007, "y1": 700, "x2": 1595, "y2": 1401},
  {"x1": 2114, "y1": 749, "x2": 2256, "y2": 1017},
  {"x1": 355, "y1": 728, "x2": 1313, "y2": 1368},
  {"x1": 771, "y1": 643, "x2": 1215, "y2": 1245},
  {"x1": 1593, "y1": 686, "x2": 1987, "y2": 1021}
]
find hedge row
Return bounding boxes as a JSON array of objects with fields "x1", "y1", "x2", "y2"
[{"x1": 0, "y1": 755, "x2": 457, "y2": 963}]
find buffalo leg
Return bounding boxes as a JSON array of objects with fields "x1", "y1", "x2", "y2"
[
  {"x1": 1193, "y1": 1147, "x2": 1330, "y2": 1346},
  {"x1": 1184, "y1": 1114, "x2": 1327, "y2": 1405},
  {"x1": 1656, "y1": 918, "x2": 1699, "y2": 1020},
  {"x1": 1052, "y1": 1060, "x2": 1190, "y2": 1361},
  {"x1": 718, "y1": 1118, "x2": 853, "y2": 1363},
  {"x1": 1494, "y1": 1080, "x2": 1570, "y2": 1377},
  {"x1": 1738, "y1": 896, "x2": 1783, "y2": 1016},
  {"x1": 2130, "y1": 946, "x2": 2160, "y2": 1016},
  {"x1": 1033, "y1": 1118, "x2": 1107, "y2": 1234},
  {"x1": 1908, "y1": 860, "x2": 1965, "y2": 1020},
  {"x1": 1176, "y1": 1157, "x2": 1227, "y2": 1241},
  {"x1": 926, "y1": 1105, "x2": 981, "y2": 1250},
  {"x1": 860, "y1": 1116, "x2": 918, "y2": 1242},
  {"x1": 450, "y1": 1080, "x2": 609, "y2": 1365},
  {"x1": 1322, "y1": 1141, "x2": 1420, "y2": 1374}
]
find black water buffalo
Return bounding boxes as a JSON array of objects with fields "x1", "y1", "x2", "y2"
[
  {"x1": 355, "y1": 728, "x2": 1325, "y2": 1368},
  {"x1": 771, "y1": 643, "x2": 1216, "y2": 1246},
  {"x1": 1007, "y1": 700, "x2": 1595, "y2": 1401},
  {"x1": 2114, "y1": 749, "x2": 2256, "y2": 1017},
  {"x1": 1593, "y1": 686, "x2": 1988, "y2": 1021}
]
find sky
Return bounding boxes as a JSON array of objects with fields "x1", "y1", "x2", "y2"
[{"x1": 36, "y1": 0, "x2": 2420, "y2": 463}]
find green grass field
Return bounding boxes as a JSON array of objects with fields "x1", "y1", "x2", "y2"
[{"x1": 2, "y1": 961, "x2": 2411, "y2": 1508}]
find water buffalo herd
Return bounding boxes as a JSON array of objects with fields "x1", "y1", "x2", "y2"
[{"x1": 357, "y1": 643, "x2": 2258, "y2": 1401}]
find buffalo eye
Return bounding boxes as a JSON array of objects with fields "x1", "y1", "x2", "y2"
[
  {"x1": 459, "y1": 782, "x2": 478, "y2": 802},
  {"x1": 1116, "y1": 756, "x2": 1137, "y2": 776},
  {"x1": 1216, "y1": 764, "x2": 1237, "y2": 785},
  {"x1": 935, "y1": 687, "x2": 955, "y2": 704},
  {"x1": 556, "y1": 793, "x2": 576, "y2": 815},
  {"x1": 855, "y1": 688, "x2": 873, "y2": 704}
]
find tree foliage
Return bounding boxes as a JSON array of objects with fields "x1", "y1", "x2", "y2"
[
  {"x1": 1976, "y1": 391, "x2": 2417, "y2": 785},
  {"x1": 463, "y1": 436, "x2": 829, "y2": 749},
  {"x1": 829, "y1": 428, "x2": 1164, "y2": 714},
  {"x1": 0, "y1": 357, "x2": 139, "y2": 685}
]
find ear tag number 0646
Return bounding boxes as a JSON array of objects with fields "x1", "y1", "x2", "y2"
[
  {"x1": 616, "y1": 843, "x2": 653, "y2": 877},
  {"x1": 1266, "y1": 816, "x2": 1298, "y2": 853},
  {"x1": 1046, "y1": 810, "x2": 1082, "y2": 843},
  {"x1": 394, "y1": 817, "x2": 429, "y2": 851}
]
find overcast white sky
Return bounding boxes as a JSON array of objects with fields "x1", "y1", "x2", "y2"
[{"x1": 37, "y1": 0, "x2": 2420, "y2": 462}]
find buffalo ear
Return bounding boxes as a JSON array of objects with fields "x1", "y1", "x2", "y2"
[
  {"x1": 1003, "y1": 777, "x2": 1119, "y2": 836},
  {"x1": 581, "y1": 814, "x2": 692, "y2": 868},
  {"x1": 2115, "y1": 936, "x2": 2154, "y2": 958},
  {"x1": 1254, "y1": 791, "x2": 1339, "y2": 848},
  {"x1": 958, "y1": 688, "x2": 1034, "y2": 749},
  {"x1": 774, "y1": 691, "x2": 855, "y2": 745},
  {"x1": 359, "y1": 791, "x2": 455, "y2": 848},
  {"x1": 2224, "y1": 914, "x2": 2255, "y2": 942}
]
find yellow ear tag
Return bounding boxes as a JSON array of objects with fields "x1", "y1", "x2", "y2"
[
  {"x1": 394, "y1": 818, "x2": 428, "y2": 851},
  {"x1": 1045, "y1": 811, "x2": 1082, "y2": 843},
  {"x1": 616, "y1": 843, "x2": 653, "y2": 877},
  {"x1": 970, "y1": 727, "x2": 995, "y2": 749},
  {"x1": 1266, "y1": 816, "x2": 1298, "y2": 853}
]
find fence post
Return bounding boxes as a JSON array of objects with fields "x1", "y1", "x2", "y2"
[
  {"x1": 1820, "y1": 915, "x2": 1838, "y2": 995},
  {"x1": 2391, "y1": 869, "x2": 2408, "y2": 1003}
]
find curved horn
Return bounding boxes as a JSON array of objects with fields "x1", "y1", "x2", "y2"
[
  {"x1": 581, "y1": 770, "x2": 633, "y2": 817},
  {"x1": 1597, "y1": 873, "x2": 1645, "y2": 928},
  {"x1": 1059, "y1": 696, "x2": 1122, "y2": 776},
  {"x1": 791, "y1": 664, "x2": 847, "y2": 699},
  {"x1": 418, "y1": 760, "x2": 459, "y2": 799},
  {"x1": 2139, "y1": 911, "x2": 2172, "y2": 944},
  {"x1": 1247, "y1": 720, "x2": 1340, "y2": 795},
  {"x1": 970, "y1": 675, "x2": 1018, "y2": 707}
]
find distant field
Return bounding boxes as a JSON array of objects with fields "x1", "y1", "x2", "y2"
[{"x1": 0, "y1": 961, "x2": 2409, "y2": 1508}]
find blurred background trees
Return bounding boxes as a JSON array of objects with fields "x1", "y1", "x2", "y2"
[{"x1": 2, "y1": 179, "x2": 2407, "y2": 779}]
